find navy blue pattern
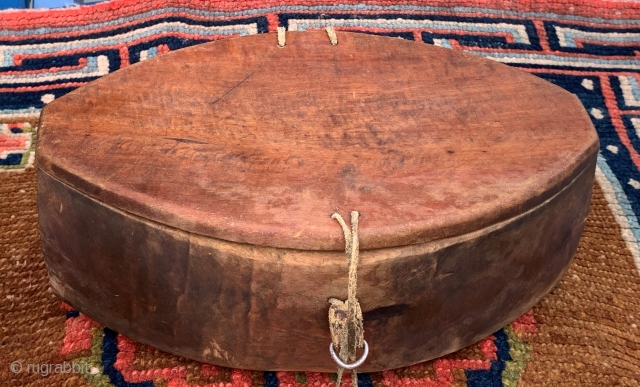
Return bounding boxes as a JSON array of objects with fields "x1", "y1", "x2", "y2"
[
  {"x1": 544, "y1": 21, "x2": 640, "y2": 56},
  {"x1": 465, "y1": 329, "x2": 510, "y2": 387},
  {"x1": 537, "y1": 73, "x2": 640, "y2": 218},
  {"x1": 102, "y1": 328, "x2": 154, "y2": 387},
  {"x1": 277, "y1": 13, "x2": 541, "y2": 51}
]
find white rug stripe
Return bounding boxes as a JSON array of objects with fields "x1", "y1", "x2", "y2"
[{"x1": 595, "y1": 155, "x2": 640, "y2": 274}]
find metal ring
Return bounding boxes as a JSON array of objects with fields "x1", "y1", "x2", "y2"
[{"x1": 329, "y1": 340, "x2": 369, "y2": 370}]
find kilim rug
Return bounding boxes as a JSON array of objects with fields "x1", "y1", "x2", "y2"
[{"x1": 1, "y1": 0, "x2": 640, "y2": 386}]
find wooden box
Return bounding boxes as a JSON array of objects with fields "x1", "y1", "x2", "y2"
[{"x1": 36, "y1": 31, "x2": 599, "y2": 371}]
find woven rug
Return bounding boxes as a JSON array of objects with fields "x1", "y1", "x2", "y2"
[{"x1": 1, "y1": 0, "x2": 640, "y2": 386}]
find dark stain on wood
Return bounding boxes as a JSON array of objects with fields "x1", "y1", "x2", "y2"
[{"x1": 164, "y1": 137, "x2": 209, "y2": 145}]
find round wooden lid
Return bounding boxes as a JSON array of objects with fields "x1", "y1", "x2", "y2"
[{"x1": 37, "y1": 31, "x2": 598, "y2": 251}]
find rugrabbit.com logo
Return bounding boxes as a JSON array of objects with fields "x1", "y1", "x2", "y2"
[{"x1": 9, "y1": 360, "x2": 94, "y2": 377}]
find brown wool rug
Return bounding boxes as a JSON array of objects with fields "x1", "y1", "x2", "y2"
[{"x1": 1, "y1": 1, "x2": 640, "y2": 386}]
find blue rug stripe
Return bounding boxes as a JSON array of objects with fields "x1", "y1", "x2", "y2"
[
  {"x1": 264, "y1": 371, "x2": 279, "y2": 387},
  {"x1": 465, "y1": 329, "x2": 511, "y2": 387},
  {"x1": 102, "y1": 327, "x2": 154, "y2": 387},
  {"x1": 358, "y1": 372, "x2": 373, "y2": 387}
]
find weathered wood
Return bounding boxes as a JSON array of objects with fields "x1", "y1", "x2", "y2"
[{"x1": 37, "y1": 31, "x2": 599, "y2": 371}]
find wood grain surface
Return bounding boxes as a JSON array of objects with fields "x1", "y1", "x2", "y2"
[
  {"x1": 37, "y1": 31, "x2": 598, "y2": 251},
  {"x1": 36, "y1": 31, "x2": 599, "y2": 371}
]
